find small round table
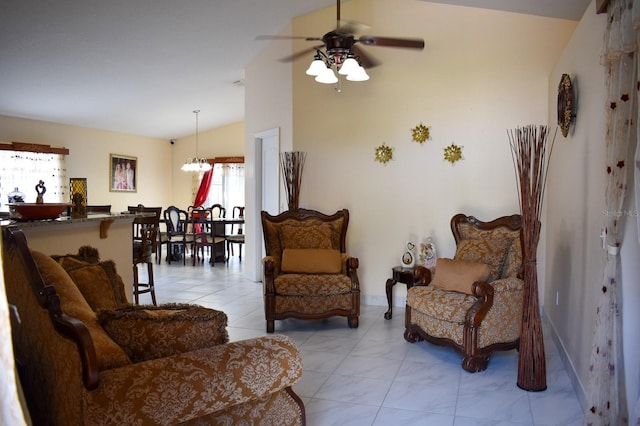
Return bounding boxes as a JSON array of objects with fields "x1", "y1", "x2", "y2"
[{"x1": 384, "y1": 266, "x2": 415, "y2": 320}]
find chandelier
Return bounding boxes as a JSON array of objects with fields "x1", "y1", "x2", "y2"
[
  {"x1": 305, "y1": 32, "x2": 369, "y2": 84},
  {"x1": 181, "y1": 110, "x2": 212, "y2": 172}
]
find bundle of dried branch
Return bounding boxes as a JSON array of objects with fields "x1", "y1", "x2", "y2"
[
  {"x1": 508, "y1": 124, "x2": 556, "y2": 392},
  {"x1": 280, "y1": 151, "x2": 306, "y2": 210}
]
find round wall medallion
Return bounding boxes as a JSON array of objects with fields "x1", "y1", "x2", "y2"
[{"x1": 557, "y1": 73, "x2": 575, "y2": 137}]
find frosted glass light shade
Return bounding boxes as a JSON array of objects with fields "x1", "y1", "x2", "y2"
[
  {"x1": 338, "y1": 57, "x2": 359, "y2": 76},
  {"x1": 315, "y1": 67, "x2": 338, "y2": 84},
  {"x1": 181, "y1": 158, "x2": 212, "y2": 172},
  {"x1": 346, "y1": 65, "x2": 369, "y2": 81},
  {"x1": 306, "y1": 59, "x2": 327, "y2": 76}
]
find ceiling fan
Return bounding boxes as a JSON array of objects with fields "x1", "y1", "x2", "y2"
[{"x1": 256, "y1": 0, "x2": 424, "y2": 83}]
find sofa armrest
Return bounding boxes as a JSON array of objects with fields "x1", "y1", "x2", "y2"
[
  {"x1": 98, "y1": 304, "x2": 229, "y2": 362},
  {"x1": 84, "y1": 334, "x2": 303, "y2": 425},
  {"x1": 490, "y1": 275, "x2": 524, "y2": 293}
]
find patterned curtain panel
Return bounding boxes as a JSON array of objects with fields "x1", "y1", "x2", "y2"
[
  {"x1": 0, "y1": 150, "x2": 67, "y2": 211},
  {"x1": 584, "y1": 0, "x2": 636, "y2": 424}
]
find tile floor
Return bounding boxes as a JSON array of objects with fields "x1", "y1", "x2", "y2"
[{"x1": 148, "y1": 257, "x2": 584, "y2": 426}]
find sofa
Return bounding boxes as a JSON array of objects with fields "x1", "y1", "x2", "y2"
[
  {"x1": 2, "y1": 226, "x2": 306, "y2": 425},
  {"x1": 261, "y1": 208, "x2": 360, "y2": 333}
]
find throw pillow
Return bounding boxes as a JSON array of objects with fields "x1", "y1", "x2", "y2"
[
  {"x1": 98, "y1": 304, "x2": 229, "y2": 362},
  {"x1": 454, "y1": 238, "x2": 511, "y2": 281},
  {"x1": 55, "y1": 255, "x2": 128, "y2": 311},
  {"x1": 279, "y1": 223, "x2": 333, "y2": 249},
  {"x1": 31, "y1": 250, "x2": 131, "y2": 370},
  {"x1": 430, "y1": 258, "x2": 490, "y2": 295},
  {"x1": 281, "y1": 249, "x2": 342, "y2": 274}
]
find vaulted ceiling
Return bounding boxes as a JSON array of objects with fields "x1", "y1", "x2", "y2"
[{"x1": 0, "y1": 0, "x2": 592, "y2": 139}]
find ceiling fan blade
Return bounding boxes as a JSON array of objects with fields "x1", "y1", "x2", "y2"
[
  {"x1": 278, "y1": 45, "x2": 323, "y2": 63},
  {"x1": 352, "y1": 45, "x2": 380, "y2": 69},
  {"x1": 358, "y1": 35, "x2": 425, "y2": 50},
  {"x1": 255, "y1": 35, "x2": 322, "y2": 41}
]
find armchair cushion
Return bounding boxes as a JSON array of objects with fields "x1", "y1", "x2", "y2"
[
  {"x1": 454, "y1": 238, "x2": 511, "y2": 281},
  {"x1": 275, "y1": 273, "x2": 353, "y2": 296},
  {"x1": 281, "y1": 248, "x2": 342, "y2": 274},
  {"x1": 31, "y1": 250, "x2": 132, "y2": 371},
  {"x1": 430, "y1": 258, "x2": 490, "y2": 294},
  {"x1": 98, "y1": 304, "x2": 229, "y2": 362},
  {"x1": 56, "y1": 255, "x2": 128, "y2": 311},
  {"x1": 279, "y1": 223, "x2": 333, "y2": 249},
  {"x1": 407, "y1": 285, "x2": 476, "y2": 323}
]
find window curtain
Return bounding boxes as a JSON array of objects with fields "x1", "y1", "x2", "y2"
[
  {"x1": 192, "y1": 168, "x2": 213, "y2": 207},
  {"x1": 0, "y1": 150, "x2": 67, "y2": 211},
  {"x1": 584, "y1": 0, "x2": 636, "y2": 424},
  {"x1": 205, "y1": 163, "x2": 244, "y2": 210}
]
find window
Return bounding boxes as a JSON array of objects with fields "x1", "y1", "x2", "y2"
[
  {"x1": 0, "y1": 143, "x2": 68, "y2": 213},
  {"x1": 204, "y1": 162, "x2": 244, "y2": 212}
]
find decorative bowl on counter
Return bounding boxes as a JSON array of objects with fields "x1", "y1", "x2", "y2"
[{"x1": 7, "y1": 203, "x2": 71, "y2": 220}]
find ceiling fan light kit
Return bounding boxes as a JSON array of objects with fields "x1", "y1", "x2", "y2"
[
  {"x1": 308, "y1": 48, "x2": 369, "y2": 84},
  {"x1": 258, "y1": 0, "x2": 423, "y2": 88}
]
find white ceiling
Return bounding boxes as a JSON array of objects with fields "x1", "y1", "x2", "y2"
[{"x1": 0, "y1": 0, "x2": 593, "y2": 140}]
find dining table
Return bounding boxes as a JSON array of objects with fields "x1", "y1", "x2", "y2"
[{"x1": 161, "y1": 214, "x2": 245, "y2": 264}]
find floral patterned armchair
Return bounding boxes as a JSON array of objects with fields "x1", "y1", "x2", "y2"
[
  {"x1": 2, "y1": 227, "x2": 305, "y2": 425},
  {"x1": 261, "y1": 208, "x2": 360, "y2": 333},
  {"x1": 404, "y1": 214, "x2": 523, "y2": 372}
]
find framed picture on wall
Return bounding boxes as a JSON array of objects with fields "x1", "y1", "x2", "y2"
[{"x1": 109, "y1": 153, "x2": 137, "y2": 192}]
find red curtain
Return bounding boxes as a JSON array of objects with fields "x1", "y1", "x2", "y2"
[{"x1": 193, "y1": 168, "x2": 213, "y2": 207}]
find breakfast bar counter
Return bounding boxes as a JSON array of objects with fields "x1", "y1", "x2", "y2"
[{"x1": 1, "y1": 213, "x2": 137, "y2": 301}]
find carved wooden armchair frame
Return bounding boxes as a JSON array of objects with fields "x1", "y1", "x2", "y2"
[
  {"x1": 404, "y1": 213, "x2": 523, "y2": 372},
  {"x1": 261, "y1": 208, "x2": 360, "y2": 333}
]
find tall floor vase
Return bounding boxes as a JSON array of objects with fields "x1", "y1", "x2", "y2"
[
  {"x1": 280, "y1": 151, "x2": 306, "y2": 210},
  {"x1": 508, "y1": 125, "x2": 554, "y2": 391}
]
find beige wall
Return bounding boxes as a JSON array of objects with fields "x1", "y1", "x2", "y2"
[
  {"x1": 0, "y1": 116, "x2": 245, "y2": 213},
  {"x1": 547, "y1": 1, "x2": 640, "y2": 417},
  {"x1": 0, "y1": 115, "x2": 173, "y2": 212},
  {"x1": 244, "y1": 21, "x2": 295, "y2": 281},
  {"x1": 170, "y1": 120, "x2": 245, "y2": 210},
  {"x1": 290, "y1": 0, "x2": 576, "y2": 308}
]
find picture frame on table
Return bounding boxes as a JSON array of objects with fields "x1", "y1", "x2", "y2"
[{"x1": 109, "y1": 153, "x2": 137, "y2": 192}]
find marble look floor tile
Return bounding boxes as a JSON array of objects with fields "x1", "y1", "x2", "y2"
[
  {"x1": 293, "y1": 370, "x2": 331, "y2": 398},
  {"x1": 314, "y1": 374, "x2": 393, "y2": 406},
  {"x1": 382, "y1": 380, "x2": 459, "y2": 415},
  {"x1": 333, "y1": 354, "x2": 402, "y2": 381},
  {"x1": 374, "y1": 407, "x2": 454, "y2": 425},
  {"x1": 304, "y1": 399, "x2": 380, "y2": 426},
  {"x1": 152, "y1": 260, "x2": 585, "y2": 426},
  {"x1": 455, "y1": 388, "x2": 533, "y2": 424},
  {"x1": 300, "y1": 349, "x2": 347, "y2": 374}
]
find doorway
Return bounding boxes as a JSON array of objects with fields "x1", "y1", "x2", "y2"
[{"x1": 250, "y1": 127, "x2": 280, "y2": 281}]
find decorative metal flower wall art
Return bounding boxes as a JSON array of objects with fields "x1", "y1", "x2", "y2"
[
  {"x1": 443, "y1": 142, "x2": 463, "y2": 164},
  {"x1": 411, "y1": 123, "x2": 430, "y2": 143},
  {"x1": 374, "y1": 143, "x2": 393, "y2": 164}
]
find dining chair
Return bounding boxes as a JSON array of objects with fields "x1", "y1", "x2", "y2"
[
  {"x1": 189, "y1": 207, "x2": 225, "y2": 266},
  {"x1": 226, "y1": 206, "x2": 245, "y2": 261},
  {"x1": 162, "y1": 206, "x2": 190, "y2": 265}
]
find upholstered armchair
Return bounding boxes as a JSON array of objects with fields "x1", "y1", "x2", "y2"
[
  {"x1": 404, "y1": 213, "x2": 523, "y2": 373},
  {"x1": 261, "y1": 208, "x2": 360, "y2": 333},
  {"x1": 3, "y1": 227, "x2": 305, "y2": 425}
]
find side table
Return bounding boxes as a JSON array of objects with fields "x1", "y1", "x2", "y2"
[{"x1": 384, "y1": 266, "x2": 414, "y2": 320}]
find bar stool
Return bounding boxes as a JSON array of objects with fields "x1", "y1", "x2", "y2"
[{"x1": 132, "y1": 215, "x2": 158, "y2": 305}]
